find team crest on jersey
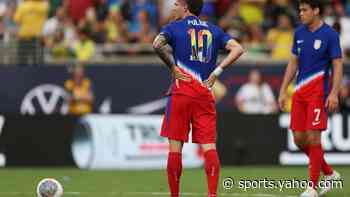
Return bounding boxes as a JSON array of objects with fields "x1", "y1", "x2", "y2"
[{"x1": 314, "y1": 39, "x2": 322, "y2": 50}]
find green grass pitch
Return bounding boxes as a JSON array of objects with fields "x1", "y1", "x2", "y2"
[{"x1": 0, "y1": 166, "x2": 348, "y2": 197}]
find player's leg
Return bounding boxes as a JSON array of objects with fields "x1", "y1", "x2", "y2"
[
  {"x1": 191, "y1": 98, "x2": 219, "y2": 197},
  {"x1": 306, "y1": 100, "x2": 334, "y2": 184},
  {"x1": 291, "y1": 97, "x2": 318, "y2": 196},
  {"x1": 299, "y1": 99, "x2": 334, "y2": 197},
  {"x1": 306, "y1": 100, "x2": 341, "y2": 195},
  {"x1": 293, "y1": 132, "x2": 320, "y2": 197},
  {"x1": 293, "y1": 131, "x2": 333, "y2": 192},
  {"x1": 293, "y1": 131, "x2": 308, "y2": 150},
  {"x1": 160, "y1": 95, "x2": 191, "y2": 197},
  {"x1": 167, "y1": 139, "x2": 184, "y2": 197},
  {"x1": 290, "y1": 97, "x2": 308, "y2": 154},
  {"x1": 293, "y1": 131, "x2": 333, "y2": 176},
  {"x1": 299, "y1": 129, "x2": 340, "y2": 196},
  {"x1": 304, "y1": 130, "x2": 323, "y2": 190},
  {"x1": 201, "y1": 143, "x2": 220, "y2": 197}
]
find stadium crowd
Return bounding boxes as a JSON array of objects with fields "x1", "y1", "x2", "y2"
[{"x1": 0, "y1": 0, "x2": 349, "y2": 62}]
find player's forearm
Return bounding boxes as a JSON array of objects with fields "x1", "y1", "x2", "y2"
[
  {"x1": 153, "y1": 34, "x2": 174, "y2": 70},
  {"x1": 279, "y1": 58, "x2": 297, "y2": 95},
  {"x1": 330, "y1": 58, "x2": 343, "y2": 95},
  {"x1": 218, "y1": 47, "x2": 244, "y2": 69},
  {"x1": 154, "y1": 45, "x2": 175, "y2": 70},
  {"x1": 217, "y1": 41, "x2": 244, "y2": 70}
]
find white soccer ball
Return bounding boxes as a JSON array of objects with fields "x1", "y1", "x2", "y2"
[{"x1": 36, "y1": 178, "x2": 64, "y2": 197}]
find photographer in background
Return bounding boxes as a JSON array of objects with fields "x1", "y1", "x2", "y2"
[
  {"x1": 64, "y1": 64, "x2": 94, "y2": 115},
  {"x1": 236, "y1": 69, "x2": 277, "y2": 114}
]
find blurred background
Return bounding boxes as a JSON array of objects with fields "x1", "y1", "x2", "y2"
[
  {"x1": 0, "y1": 0, "x2": 350, "y2": 197},
  {"x1": 0, "y1": 0, "x2": 348, "y2": 64},
  {"x1": 0, "y1": 0, "x2": 349, "y2": 196}
]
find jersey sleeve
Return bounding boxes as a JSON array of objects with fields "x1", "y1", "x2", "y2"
[
  {"x1": 291, "y1": 31, "x2": 298, "y2": 55},
  {"x1": 328, "y1": 31, "x2": 342, "y2": 59},
  {"x1": 218, "y1": 28, "x2": 233, "y2": 49},
  {"x1": 160, "y1": 24, "x2": 174, "y2": 46}
]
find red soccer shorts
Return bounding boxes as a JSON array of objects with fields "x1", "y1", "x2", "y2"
[
  {"x1": 160, "y1": 94, "x2": 216, "y2": 144},
  {"x1": 290, "y1": 95, "x2": 328, "y2": 132}
]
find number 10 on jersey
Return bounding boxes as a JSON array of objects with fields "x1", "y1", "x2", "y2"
[{"x1": 188, "y1": 28, "x2": 212, "y2": 63}]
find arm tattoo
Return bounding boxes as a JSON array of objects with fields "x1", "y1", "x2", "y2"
[{"x1": 153, "y1": 34, "x2": 175, "y2": 70}]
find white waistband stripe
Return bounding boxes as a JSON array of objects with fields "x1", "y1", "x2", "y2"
[{"x1": 295, "y1": 70, "x2": 325, "y2": 91}]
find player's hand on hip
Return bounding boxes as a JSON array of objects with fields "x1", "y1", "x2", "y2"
[
  {"x1": 171, "y1": 66, "x2": 191, "y2": 82},
  {"x1": 204, "y1": 74, "x2": 217, "y2": 89},
  {"x1": 326, "y1": 92, "x2": 339, "y2": 113},
  {"x1": 278, "y1": 93, "x2": 288, "y2": 111}
]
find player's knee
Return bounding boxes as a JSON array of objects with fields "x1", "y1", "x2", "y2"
[
  {"x1": 201, "y1": 143, "x2": 216, "y2": 152},
  {"x1": 169, "y1": 139, "x2": 184, "y2": 153},
  {"x1": 293, "y1": 137, "x2": 306, "y2": 148},
  {"x1": 306, "y1": 138, "x2": 321, "y2": 146},
  {"x1": 295, "y1": 143, "x2": 305, "y2": 151},
  {"x1": 169, "y1": 147, "x2": 182, "y2": 153},
  {"x1": 204, "y1": 149, "x2": 220, "y2": 169},
  {"x1": 305, "y1": 132, "x2": 321, "y2": 145}
]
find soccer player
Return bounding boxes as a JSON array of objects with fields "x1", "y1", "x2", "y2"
[
  {"x1": 152, "y1": 0, "x2": 244, "y2": 196},
  {"x1": 278, "y1": 0, "x2": 343, "y2": 196}
]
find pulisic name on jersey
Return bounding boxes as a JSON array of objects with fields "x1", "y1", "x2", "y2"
[{"x1": 188, "y1": 19, "x2": 208, "y2": 27}]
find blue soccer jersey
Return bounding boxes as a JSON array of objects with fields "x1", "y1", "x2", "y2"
[
  {"x1": 161, "y1": 15, "x2": 232, "y2": 99},
  {"x1": 292, "y1": 23, "x2": 342, "y2": 100}
]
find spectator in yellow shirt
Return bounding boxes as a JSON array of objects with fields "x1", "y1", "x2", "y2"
[
  {"x1": 64, "y1": 65, "x2": 94, "y2": 115},
  {"x1": 14, "y1": 0, "x2": 48, "y2": 66},
  {"x1": 73, "y1": 27, "x2": 95, "y2": 62},
  {"x1": 105, "y1": 5, "x2": 128, "y2": 43},
  {"x1": 240, "y1": 0, "x2": 266, "y2": 25},
  {"x1": 267, "y1": 13, "x2": 294, "y2": 60}
]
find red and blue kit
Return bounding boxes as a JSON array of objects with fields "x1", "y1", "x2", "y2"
[
  {"x1": 160, "y1": 16, "x2": 232, "y2": 143},
  {"x1": 290, "y1": 23, "x2": 342, "y2": 131}
]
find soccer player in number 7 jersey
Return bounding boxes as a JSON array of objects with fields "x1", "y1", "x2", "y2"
[
  {"x1": 152, "y1": 0, "x2": 244, "y2": 196},
  {"x1": 279, "y1": 1, "x2": 343, "y2": 197}
]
